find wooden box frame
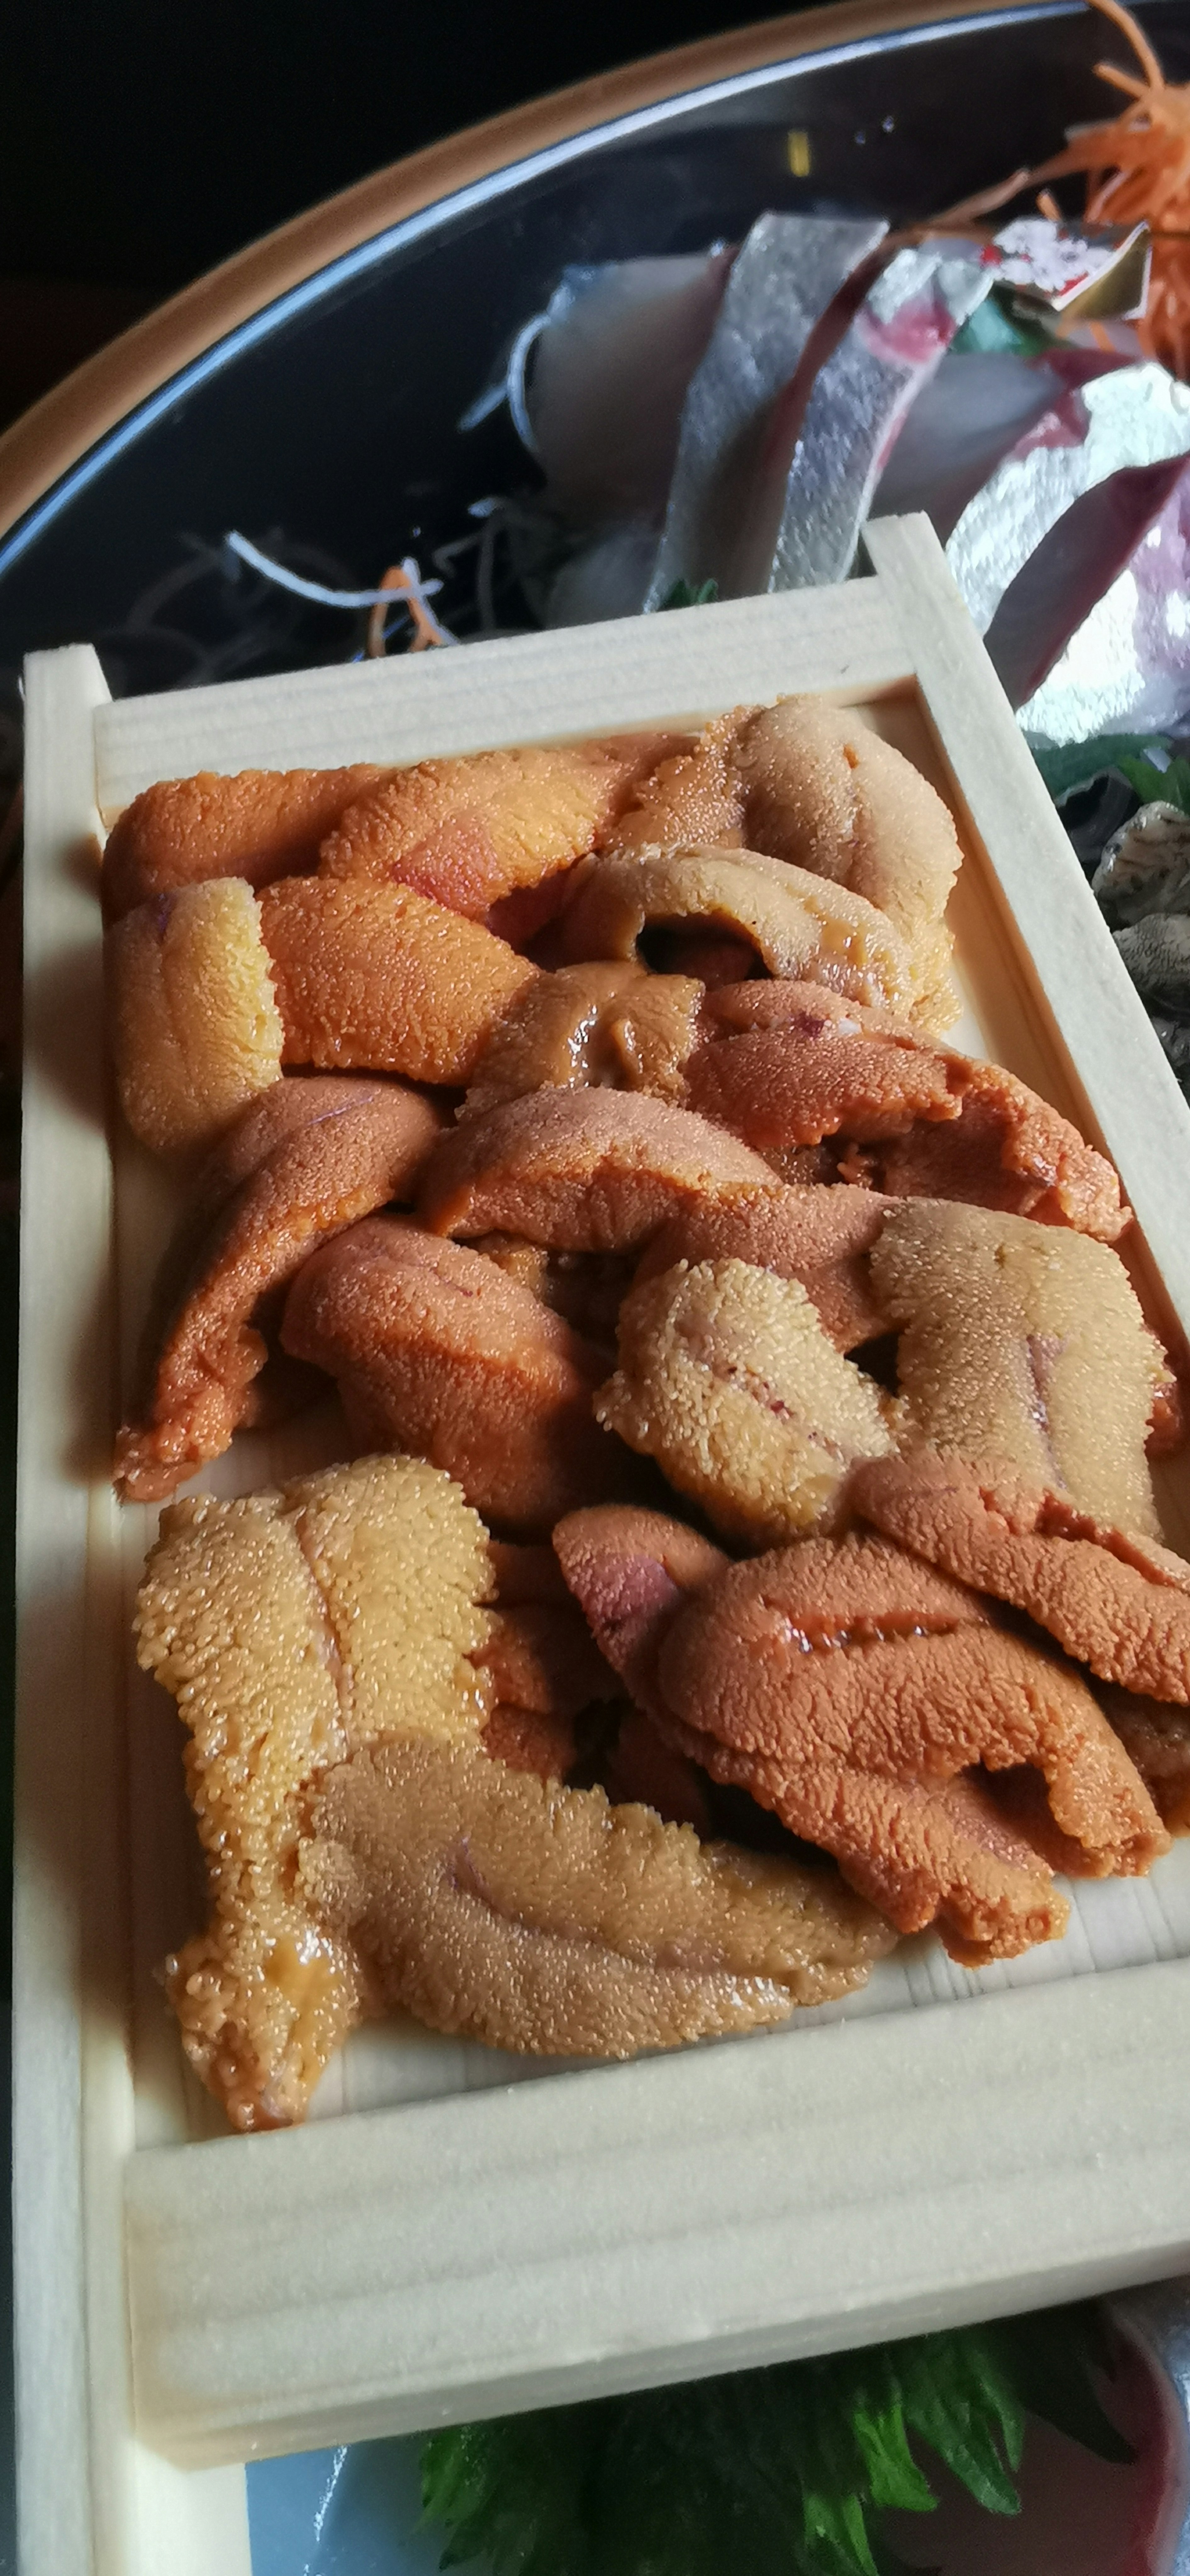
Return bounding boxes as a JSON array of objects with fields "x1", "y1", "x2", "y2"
[{"x1": 17, "y1": 514, "x2": 1190, "y2": 2576}]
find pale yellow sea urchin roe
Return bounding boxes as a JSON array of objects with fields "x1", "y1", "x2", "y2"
[
  {"x1": 135, "y1": 1455, "x2": 492, "y2": 2127},
  {"x1": 595, "y1": 1255, "x2": 893, "y2": 1545},
  {"x1": 730, "y1": 699, "x2": 963, "y2": 1033},
  {"x1": 106, "y1": 877, "x2": 284, "y2": 1154},
  {"x1": 282, "y1": 1455, "x2": 494, "y2": 1747},
  {"x1": 871, "y1": 1201, "x2": 1167, "y2": 1536},
  {"x1": 556, "y1": 843, "x2": 916, "y2": 1017},
  {"x1": 299, "y1": 1732, "x2": 891, "y2": 2058}
]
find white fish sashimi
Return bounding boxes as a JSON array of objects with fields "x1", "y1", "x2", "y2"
[
  {"x1": 643, "y1": 211, "x2": 888, "y2": 609},
  {"x1": 873, "y1": 348, "x2": 1125, "y2": 543},
  {"x1": 947, "y1": 361, "x2": 1190, "y2": 634},
  {"x1": 527, "y1": 254, "x2": 733, "y2": 526},
  {"x1": 762, "y1": 240, "x2": 993, "y2": 593}
]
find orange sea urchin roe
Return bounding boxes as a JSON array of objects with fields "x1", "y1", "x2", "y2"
[
  {"x1": 102, "y1": 763, "x2": 391, "y2": 920},
  {"x1": 317, "y1": 735, "x2": 685, "y2": 915},
  {"x1": 258, "y1": 876, "x2": 537, "y2": 1085}
]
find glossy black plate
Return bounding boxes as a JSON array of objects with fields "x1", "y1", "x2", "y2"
[{"x1": 1, "y1": 0, "x2": 1187, "y2": 699}]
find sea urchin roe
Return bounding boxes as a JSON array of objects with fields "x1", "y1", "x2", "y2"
[
  {"x1": 556, "y1": 842, "x2": 917, "y2": 1017},
  {"x1": 870, "y1": 1199, "x2": 1167, "y2": 1534},
  {"x1": 258, "y1": 876, "x2": 538, "y2": 1085},
  {"x1": 651, "y1": 1532, "x2": 1168, "y2": 1961},
  {"x1": 138, "y1": 1455, "x2": 895, "y2": 2123},
  {"x1": 316, "y1": 735, "x2": 684, "y2": 915},
  {"x1": 611, "y1": 697, "x2": 963, "y2": 1031},
  {"x1": 595, "y1": 1255, "x2": 893, "y2": 1544},
  {"x1": 1099, "y1": 1690, "x2": 1190, "y2": 1834},
  {"x1": 281, "y1": 1215, "x2": 636, "y2": 1535},
  {"x1": 101, "y1": 763, "x2": 392, "y2": 922},
  {"x1": 115, "y1": 1076, "x2": 443, "y2": 1504},
  {"x1": 852, "y1": 1446, "x2": 1190, "y2": 1701},
  {"x1": 135, "y1": 1455, "x2": 493, "y2": 2128},
  {"x1": 299, "y1": 1730, "x2": 893, "y2": 2059},
  {"x1": 461, "y1": 959, "x2": 703, "y2": 1118},
  {"x1": 684, "y1": 979, "x2": 962, "y2": 1149},
  {"x1": 729, "y1": 699, "x2": 962, "y2": 1030},
  {"x1": 417, "y1": 1087, "x2": 776, "y2": 1251},
  {"x1": 106, "y1": 877, "x2": 285, "y2": 1155},
  {"x1": 634, "y1": 1180, "x2": 892, "y2": 1351}
]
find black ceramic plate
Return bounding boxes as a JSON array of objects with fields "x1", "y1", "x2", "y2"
[{"x1": 1, "y1": 0, "x2": 1187, "y2": 700}]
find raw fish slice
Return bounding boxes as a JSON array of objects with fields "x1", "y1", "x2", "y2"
[
  {"x1": 644, "y1": 212, "x2": 888, "y2": 608},
  {"x1": 947, "y1": 361, "x2": 1190, "y2": 636},
  {"x1": 526, "y1": 254, "x2": 732, "y2": 525},
  {"x1": 984, "y1": 450, "x2": 1190, "y2": 708},
  {"x1": 872, "y1": 347, "x2": 1123, "y2": 543},
  {"x1": 752, "y1": 241, "x2": 991, "y2": 596}
]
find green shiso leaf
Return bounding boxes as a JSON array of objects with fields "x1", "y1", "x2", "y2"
[
  {"x1": 1033, "y1": 733, "x2": 1171, "y2": 802},
  {"x1": 657, "y1": 577, "x2": 719, "y2": 609},
  {"x1": 418, "y1": 2307, "x2": 1127, "y2": 2576},
  {"x1": 984, "y1": 2306, "x2": 1133, "y2": 2465},
  {"x1": 1119, "y1": 752, "x2": 1190, "y2": 815}
]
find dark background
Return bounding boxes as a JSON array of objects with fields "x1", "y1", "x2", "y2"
[{"x1": 0, "y1": 0, "x2": 797, "y2": 427}]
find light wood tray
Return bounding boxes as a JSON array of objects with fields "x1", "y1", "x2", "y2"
[{"x1": 19, "y1": 515, "x2": 1190, "y2": 2576}]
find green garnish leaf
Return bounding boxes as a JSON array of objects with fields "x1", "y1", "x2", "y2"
[
  {"x1": 851, "y1": 2390, "x2": 937, "y2": 2513},
  {"x1": 951, "y1": 292, "x2": 1054, "y2": 357},
  {"x1": 985, "y1": 2306, "x2": 1133, "y2": 2466},
  {"x1": 1119, "y1": 752, "x2": 1190, "y2": 815},
  {"x1": 897, "y1": 2332, "x2": 1022, "y2": 2516},
  {"x1": 1033, "y1": 732, "x2": 1170, "y2": 802},
  {"x1": 657, "y1": 577, "x2": 719, "y2": 609},
  {"x1": 420, "y1": 2413, "x2": 592, "y2": 2574},
  {"x1": 419, "y1": 2308, "x2": 1125, "y2": 2576}
]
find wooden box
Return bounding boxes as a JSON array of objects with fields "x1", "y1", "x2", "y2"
[{"x1": 18, "y1": 516, "x2": 1190, "y2": 2576}]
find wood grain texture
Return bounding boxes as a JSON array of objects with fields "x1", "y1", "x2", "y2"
[
  {"x1": 93, "y1": 579, "x2": 911, "y2": 812},
  {"x1": 127, "y1": 1957, "x2": 1190, "y2": 2464},
  {"x1": 16, "y1": 649, "x2": 252, "y2": 2576},
  {"x1": 0, "y1": 0, "x2": 1022, "y2": 547},
  {"x1": 20, "y1": 526, "x2": 1190, "y2": 2529},
  {"x1": 864, "y1": 514, "x2": 1190, "y2": 1390}
]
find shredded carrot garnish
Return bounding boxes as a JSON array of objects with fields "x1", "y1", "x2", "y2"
[
  {"x1": 366, "y1": 563, "x2": 449, "y2": 655},
  {"x1": 1021, "y1": 0, "x2": 1190, "y2": 376}
]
